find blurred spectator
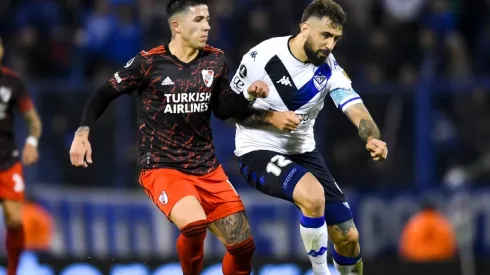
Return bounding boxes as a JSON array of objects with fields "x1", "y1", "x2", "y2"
[
  {"x1": 22, "y1": 201, "x2": 54, "y2": 251},
  {"x1": 399, "y1": 197, "x2": 457, "y2": 262}
]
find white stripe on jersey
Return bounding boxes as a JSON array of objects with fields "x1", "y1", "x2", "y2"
[{"x1": 231, "y1": 36, "x2": 362, "y2": 156}]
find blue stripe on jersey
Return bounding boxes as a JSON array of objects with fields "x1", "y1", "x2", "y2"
[
  {"x1": 294, "y1": 64, "x2": 332, "y2": 110},
  {"x1": 339, "y1": 96, "x2": 361, "y2": 109},
  {"x1": 265, "y1": 55, "x2": 332, "y2": 110}
]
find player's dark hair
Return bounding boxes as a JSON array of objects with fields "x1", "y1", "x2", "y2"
[
  {"x1": 167, "y1": 0, "x2": 208, "y2": 17},
  {"x1": 301, "y1": 0, "x2": 346, "y2": 27}
]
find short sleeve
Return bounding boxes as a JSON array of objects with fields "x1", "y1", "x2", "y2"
[
  {"x1": 229, "y1": 49, "x2": 265, "y2": 97},
  {"x1": 327, "y1": 56, "x2": 362, "y2": 112}
]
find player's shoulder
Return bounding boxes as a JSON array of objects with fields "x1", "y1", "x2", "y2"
[
  {"x1": 0, "y1": 66, "x2": 20, "y2": 79},
  {"x1": 201, "y1": 44, "x2": 226, "y2": 62},
  {"x1": 325, "y1": 53, "x2": 343, "y2": 71},
  {"x1": 203, "y1": 44, "x2": 224, "y2": 54},
  {"x1": 241, "y1": 36, "x2": 290, "y2": 67},
  {"x1": 254, "y1": 35, "x2": 290, "y2": 51},
  {"x1": 139, "y1": 45, "x2": 166, "y2": 57}
]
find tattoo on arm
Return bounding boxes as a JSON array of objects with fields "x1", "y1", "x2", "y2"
[
  {"x1": 209, "y1": 211, "x2": 251, "y2": 245},
  {"x1": 23, "y1": 110, "x2": 42, "y2": 139},
  {"x1": 346, "y1": 103, "x2": 381, "y2": 141},
  {"x1": 358, "y1": 119, "x2": 381, "y2": 141},
  {"x1": 75, "y1": 126, "x2": 90, "y2": 136},
  {"x1": 236, "y1": 109, "x2": 270, "y2": 127}
]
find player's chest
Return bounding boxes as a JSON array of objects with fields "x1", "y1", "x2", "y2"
[
  {"x1": 263, "y1": 65, "x2": 331, "y2": 112},
  {"x1": 146, "y1": 60, "x2": 221, "y2": 97}
]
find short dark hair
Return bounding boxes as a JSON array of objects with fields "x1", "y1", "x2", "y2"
[
  {"x1": 301, "y1": 0, "x2": 347, "y2": 27},
  {"x1": 167, "y1": 0, "x2": 208, "y2": 17}
]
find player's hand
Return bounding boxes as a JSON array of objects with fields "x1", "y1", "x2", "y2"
[
  {"x1": 22, "y1": 143, "x2": 38, "y2": 166},
  {"x1": 247, "y1": 81, "x2": 269, "y2": 98},
  {"x1": 366, "y1": 138, "x2": 388, "y2": 161},
  {"x1": 267, "y1": 111, "x2": 301, "y2": 132},
  {"x1": 69, "y1": 127, "x2": 92, "y2": 168}
]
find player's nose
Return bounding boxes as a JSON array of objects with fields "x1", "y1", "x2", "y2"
[{"x1": 203, "y1": 21, "x2": 211, "y2": 31}]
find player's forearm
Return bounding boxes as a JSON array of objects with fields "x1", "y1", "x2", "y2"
[
  {"x1": 79, "y1": 82, "x2": 122, "y2": 128},
  {"x1": 358, "y1": 119, "x2": 381, "y2": 142},
  {"x1": 235, "y1": 109, "x2": 272, "y2": 127},
  {"x1": 345, "y1": 103, "x2": 381, "y2": 142},
  {"x1": 213, "y1": 92, "x2": 254, "y2": 121},
  {"x1": 23, "y1": 109, "x2": 42, "y2": 139}
]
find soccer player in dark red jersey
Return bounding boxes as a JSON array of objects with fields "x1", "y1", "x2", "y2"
[
  {"x1": 0, "y1": 37, "x2": 43, "y2": 275},
  {"x1": 69, "y1": 1, "x2": 269, "y2": 274}
]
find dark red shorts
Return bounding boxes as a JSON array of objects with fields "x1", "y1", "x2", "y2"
[{"x1": 139, "y1": 165, "x2": 244, "y2": 222}]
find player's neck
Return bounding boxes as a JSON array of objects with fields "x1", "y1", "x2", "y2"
[
  {"x1": 288, "y1": 35, "x2": 308, "y2": 63},
  {"x1": 168, "y1": 39, "x2": 199, "y2": 63}
]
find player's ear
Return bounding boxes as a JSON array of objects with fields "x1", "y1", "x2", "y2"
[
  {"x1": 171, "y1": 22, "x2": 180, "y2": 34},
  {"x1": 299, "y1": 22, "x2": 310, "y2": 38},
  {"x1": 169, "y1": 16, "x2": 181, "y2": 34}
]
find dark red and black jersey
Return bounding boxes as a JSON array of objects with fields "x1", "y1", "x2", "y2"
[
  {"x1": 110, "y1": 44, "x2": 235, "y2": 175},
  {"x1": 0, "y1": 67, "x2": 34, "y2": 169}
]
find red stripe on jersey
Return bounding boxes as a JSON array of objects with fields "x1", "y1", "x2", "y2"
[
  {"x1": 19, "y1": 98, "x2": 34, "y2": 113},
  {"x1": 203, "y1": 45, "x2": 224, "y2": 54},
  {"x1": 141, "y1": 45, "x2": 166, "y2": 56},
  {"x1": 1, "y1": 67, "x2": 19, "y2": 78}
]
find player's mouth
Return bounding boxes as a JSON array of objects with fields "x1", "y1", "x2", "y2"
[{"x1": 318, "y1": 49, "x2": 330, "y2": 58}]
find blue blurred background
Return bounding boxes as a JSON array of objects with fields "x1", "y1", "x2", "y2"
[{"x1": 1, "y1": 0, "x2": 490, "y2": 274}]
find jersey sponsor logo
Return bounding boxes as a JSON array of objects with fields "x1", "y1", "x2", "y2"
[
  {"x1": 201, "y1": 70, "x2": 214, "y2": 87},
  {"x1": 276, "y1": 76, "x2": 292, "y2": 86},
  {"x1": 163, "y1": 93, "x2": 212, "y2": 114},
  {"x1": 0, "y1": 86, "x2": 12, "y2": 103},
  {"x1": 161, "y1": 77, "x2": 174, "y2": 86},
  {"x1": 297, "y1": 113, "x2": 310, "y2": 124},
  {"x1": 124, "y1": 57, "x2": 135, "y2": 68}
]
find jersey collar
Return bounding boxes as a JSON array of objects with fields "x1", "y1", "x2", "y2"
[
  {"x1": 286, "y1": 35, "x2": 310, "y2": 66},
  {"x1": 164, "y1": 43, "x2": 202, "y2": 67}
]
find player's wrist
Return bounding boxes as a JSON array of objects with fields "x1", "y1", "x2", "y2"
[
  {"x1": 26, "y1": 136, "x2": 38, "y2": 148},
  {"x1": 242, "y1": 86, "x2": 255, "y2": 101}
]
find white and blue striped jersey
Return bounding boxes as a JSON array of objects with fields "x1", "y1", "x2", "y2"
[{"x1": 231, "y1": 36, "x2": 363, "y2": 156}]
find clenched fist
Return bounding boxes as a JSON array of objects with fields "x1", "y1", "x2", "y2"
[
  {"x1": 366, "y1": 138, "x2": 388, "y2": 161},
  {"x1": 247, "y1": 80, "x2": 269, "y2": 99},
  {"x1": 267, "y1": 111, "x2": 301, "y2": 132},
  {"x1": 69, "y1": 127, "x2": 93, "y2": 167},
  {"x1": 22, "y1": 143, "x2": 38, "y2": 166}
]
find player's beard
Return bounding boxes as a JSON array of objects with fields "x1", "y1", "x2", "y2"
[{"x1": 304, "y1": 37, "x2": 329, "y2": 66}]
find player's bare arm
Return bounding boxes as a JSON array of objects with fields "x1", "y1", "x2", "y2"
[
  {"x1": 345, "y1": 103, "x2": 388, "y2": 161},
  {"x1": 21, "y1": 108, "x2": 41, "y2": 165},
  {"x1": 238, "y1": 110, "x2": 301, "y2": 132}
]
